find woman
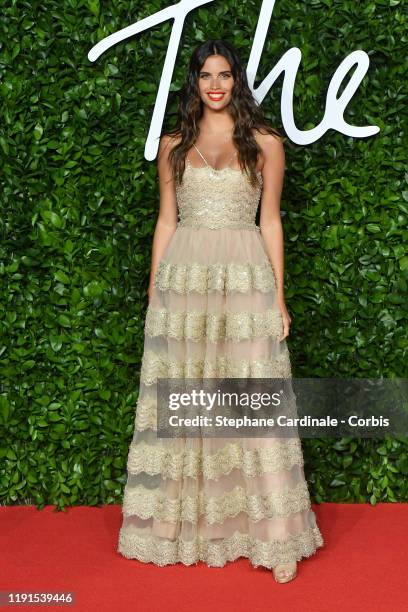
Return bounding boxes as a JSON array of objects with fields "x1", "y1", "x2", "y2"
[{"x1": 117, "y1": 39, "x2": 324, "y2": 583}]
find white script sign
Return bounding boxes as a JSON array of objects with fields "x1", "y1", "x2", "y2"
[{"x1": 88, "y1": 0, "x2": 380, "y2": 160}]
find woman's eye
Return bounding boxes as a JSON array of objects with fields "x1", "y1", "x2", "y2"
[{"x1": 200, "y1": 74, "x2": 231, "y2": 79}]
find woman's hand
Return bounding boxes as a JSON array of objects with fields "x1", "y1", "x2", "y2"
[
  {"x1": 147, "y1": 282, "x2": 154, "y2": 305},
  {"x1": 277, "y1": 297, "x2": 292, "y2": 341}
]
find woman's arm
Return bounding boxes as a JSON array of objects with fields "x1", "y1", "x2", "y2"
[
  {"x1": 147, "y1": 135, "x2": 179, "y2": 303},
  {"x1": 258, "y1": 133, "x2": 292, "y2": 340}
]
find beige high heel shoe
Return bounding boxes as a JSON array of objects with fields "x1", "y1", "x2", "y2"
[{"x1": 272, "y1": 561, "x2": 297, "y2": 583}]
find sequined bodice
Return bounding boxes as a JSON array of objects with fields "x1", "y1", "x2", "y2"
[{"x1": 176, "y1": 161, "x2": 263, "y2": 230}]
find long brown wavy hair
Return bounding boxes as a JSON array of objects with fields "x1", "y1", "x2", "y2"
[{"x1": 161, "y1": 39, "x2": 284, "y2": 188}]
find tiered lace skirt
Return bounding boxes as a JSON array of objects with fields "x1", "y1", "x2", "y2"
[{"x1": 117, "y1": 225, "x2": 324, "y2": 568}]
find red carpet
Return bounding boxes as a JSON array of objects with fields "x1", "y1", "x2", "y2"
[{"x1": 1, "y1": 503, "x2": 407, "y2": 611}]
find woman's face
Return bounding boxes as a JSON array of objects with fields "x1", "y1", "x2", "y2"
[{"x1": 197, "y1": 54, "x2": 234, "y2": 111}]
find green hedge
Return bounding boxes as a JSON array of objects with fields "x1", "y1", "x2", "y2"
[{"x1": 0, "y1": 1, "x2": 407, "y2": 510}]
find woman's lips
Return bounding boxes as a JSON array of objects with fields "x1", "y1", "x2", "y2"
[{"x1": 207, "y1": 93, "x2": 225, "y2": 101}]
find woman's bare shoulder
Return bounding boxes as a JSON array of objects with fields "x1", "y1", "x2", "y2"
[
  {"x1": 252, "y1": 126, "x2": 283, "y2": 145},
  {"x1": 253, "y1": 127, "x2": 284, "y2": 159},
  {"x1": 159, "y1": 132, "x2": 182, "y2": 153}
]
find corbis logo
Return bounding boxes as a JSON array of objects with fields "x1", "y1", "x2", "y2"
[{"x1": 88, "y1": 0, "x2": 380, "y2": 159}]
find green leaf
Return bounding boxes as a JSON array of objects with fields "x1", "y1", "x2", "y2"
[
  {"x1": 33, "y1": 124, "x2": 43, "y2": 140},
  {"x1": 54, "y1": 270, "x2": 71, "y2": 284}
]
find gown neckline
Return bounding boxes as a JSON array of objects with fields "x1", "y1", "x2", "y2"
[
  {"x1": 192, "y1": 143, "x2": 237, "y2": 172},
  {"x1": 186, "y1": 158, "x2": 263, "y2": 178}
]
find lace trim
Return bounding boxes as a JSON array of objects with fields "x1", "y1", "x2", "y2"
[
  {"x1": 145, "y1": 306, "x2": 283, "y2": 342},
  {"x1": 135, "y1": 395, "x2": 158, "y2": 431},
  {"x1": 127, "y1": 439, "x2": 304, "y2": 481},
  {"x1": 140, "y1": 350, "x2": 291, "y2": 386},
  {"x1": 122, "y1": 481, "x2": 311, "y2": 524},
  {"x1": 154, "y1": 261, "x2": 276, "y2": 294},
  {"x1": 118, "y1": 524, "x2": 324, "y2": 568}
]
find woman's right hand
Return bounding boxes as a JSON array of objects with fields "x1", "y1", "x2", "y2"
[{"x1": 147, "y1": 282, "x2": 154, "y2": 304}]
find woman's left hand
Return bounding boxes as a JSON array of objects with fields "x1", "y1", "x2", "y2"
[{"x1": 278, "y1": 300, "x2": 292, "y2": 341}]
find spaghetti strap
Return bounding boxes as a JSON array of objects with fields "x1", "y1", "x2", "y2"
[
  {"x1": 192, "y1": 143, "x2": 210, "y2": 167},
  {"x1": 193, "y1": 143, "x2": 237, "y2": 170}
]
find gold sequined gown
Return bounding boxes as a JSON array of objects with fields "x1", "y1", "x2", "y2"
[{"x1": 117, "y1": 151, "x2": 324, "y2": 567}]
